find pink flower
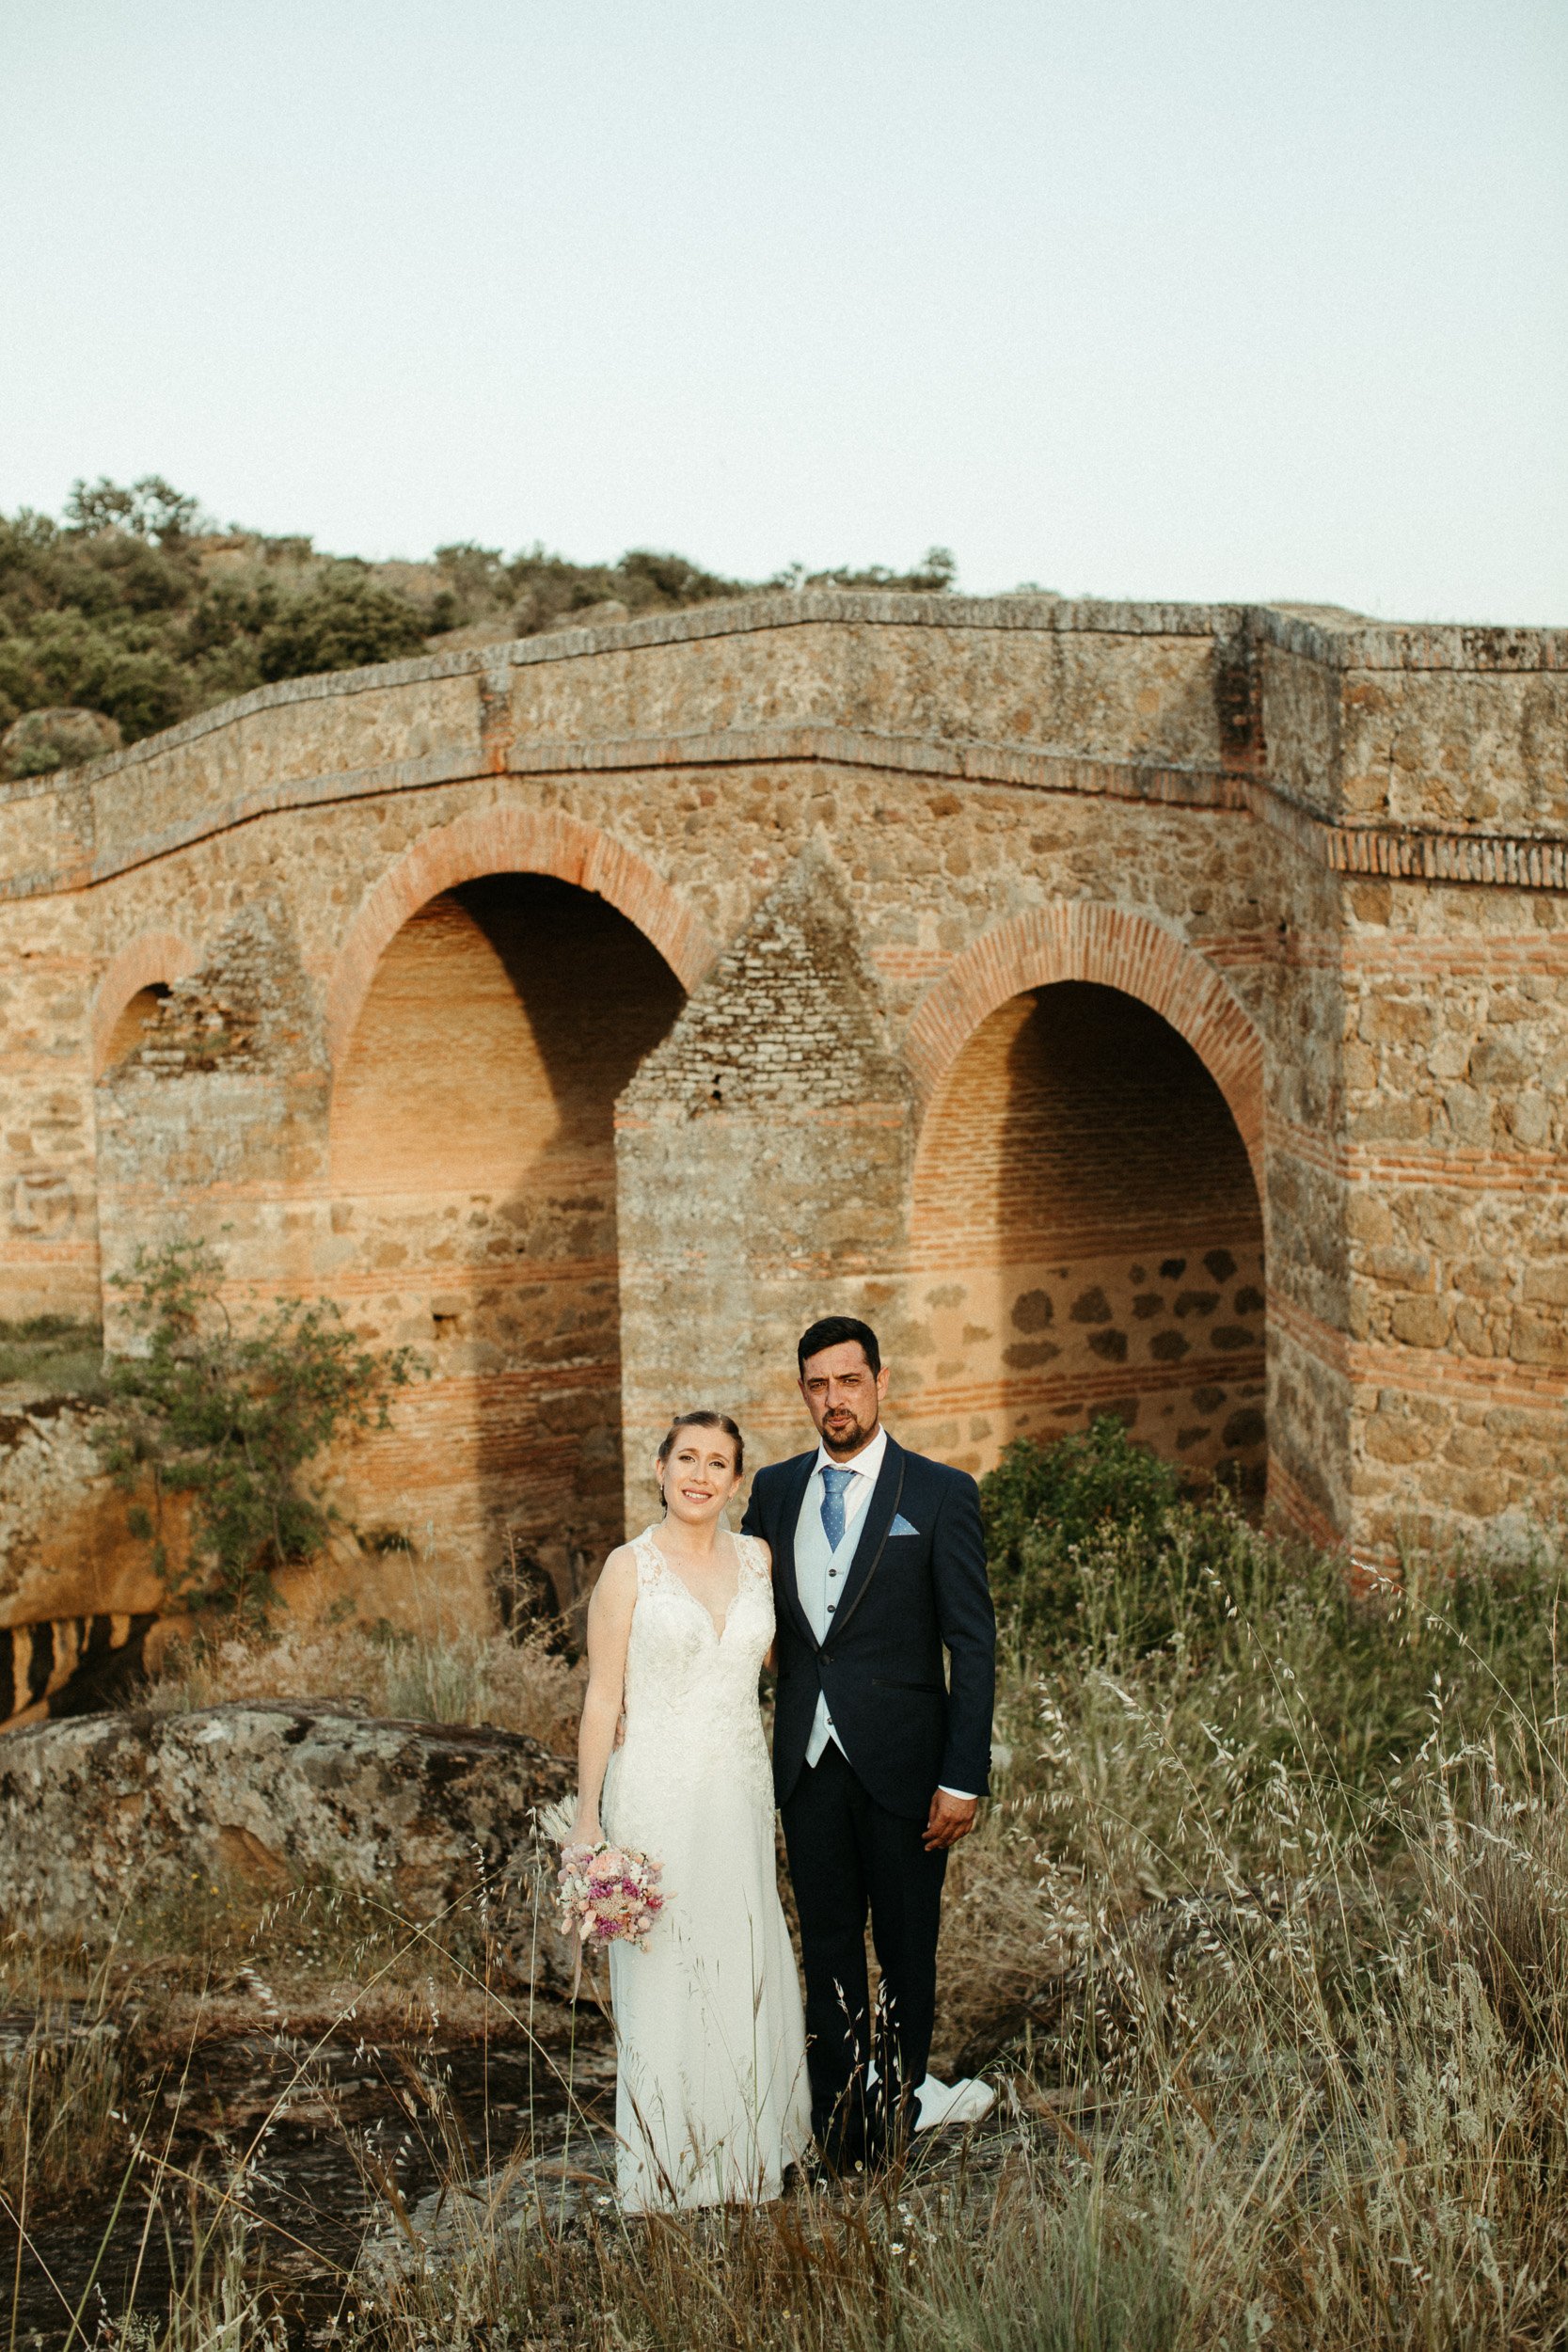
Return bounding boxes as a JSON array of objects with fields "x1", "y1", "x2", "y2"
[{"x1": 556, "y1": 1840, "x2": 664, "y2": 1952}]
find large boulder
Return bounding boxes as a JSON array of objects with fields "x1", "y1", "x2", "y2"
[{"x1": 0, "y1": 1700, "x2": 570, "y2": 1934}]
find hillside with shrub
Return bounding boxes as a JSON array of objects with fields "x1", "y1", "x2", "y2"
[{"x1": 0, "y1": 474, "x2": 958, "y2": 776}]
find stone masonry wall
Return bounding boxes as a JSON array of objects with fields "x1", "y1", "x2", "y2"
[
  {"x1": 0, "y1": 592, "x2": 1562, "y2": 1626},
  {"x1": 616, "y1": 839, "x2": 913, "y2": 1529},
  {"x1": 1334, "y1": 880, "x2": 1568, "y2": 1555}
]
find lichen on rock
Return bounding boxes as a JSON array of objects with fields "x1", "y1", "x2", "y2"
[{"x1": 0, "y1": 1700, "x2": 570, "y2": 1938}]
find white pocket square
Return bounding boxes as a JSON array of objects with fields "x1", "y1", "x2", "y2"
[{"x1": 888, "y1": 1512, "x2": 920, "y2": 1537}]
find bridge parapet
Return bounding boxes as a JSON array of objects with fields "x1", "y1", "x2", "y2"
[{"x1": 4, "y1": 595, "x2": 1564, "y2": 907}]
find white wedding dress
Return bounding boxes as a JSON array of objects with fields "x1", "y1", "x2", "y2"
[{"x1": 600, "y1": 1527, "x2": 812, "y2": 2211}]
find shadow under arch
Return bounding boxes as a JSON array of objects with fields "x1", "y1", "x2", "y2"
[
  {"x1": 325, "y1": 866, "x2": 687, "y2": 1627},
  {"x1": 324, "y1": 804, "x2": 715, "y2": 1070},
  {"x1": 900, "y1": 908, "x2": 1268, "y2": 1496},
  {"x1": 904, "y1": 900, "x2": 1264, "y2": 1192}
]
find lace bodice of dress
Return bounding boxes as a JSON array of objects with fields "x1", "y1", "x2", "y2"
[{"x1": 618, "y1": 1527, "x2": 775, "y2": 1809}]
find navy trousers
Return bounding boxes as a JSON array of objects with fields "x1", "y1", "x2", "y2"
[{"x1": 780, "y1": 1742, "x2": 947, "y2": 2161}]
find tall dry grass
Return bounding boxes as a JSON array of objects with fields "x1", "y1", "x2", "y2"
[
  {"x1": 143, "y1": 1617, "x2": 583, "y2": 1756},
  {"x1": 10, "y1": 1430, "x2": 1568, "y2": 2348},
  {"x1": 0, "y1": 1945, "x2": 129, "y2": 2217}
]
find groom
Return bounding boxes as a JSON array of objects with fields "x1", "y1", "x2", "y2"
[{"x1": 742, "y1": 1314, "x2": 995, "y2": 2168}]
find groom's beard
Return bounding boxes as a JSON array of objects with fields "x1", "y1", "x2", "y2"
[{"x1": 820, "y1": 1407, "x2": 879, "y2": 1458}]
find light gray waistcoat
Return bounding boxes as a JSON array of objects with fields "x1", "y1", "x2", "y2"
[{"x1": 793, "y1": 1471, "x2": 863, "y2": 1766}]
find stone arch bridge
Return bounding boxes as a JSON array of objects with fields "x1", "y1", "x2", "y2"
[{"x1": 3, "y1": 592, "x2": 1564, "y2": 1632}]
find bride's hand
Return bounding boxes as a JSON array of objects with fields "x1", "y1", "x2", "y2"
[{"x1": 570, "y1": 1810, "x2": 602, "y2": 1850}]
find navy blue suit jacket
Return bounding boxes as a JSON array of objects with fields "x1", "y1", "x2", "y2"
[{"x1": 741, "y1": 1434, "x2": 996, "y2": 1820}]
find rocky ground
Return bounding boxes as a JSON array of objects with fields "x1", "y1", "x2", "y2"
[{"x1": 0, "y1": 1699, "x2": 571, "y2": 1940}]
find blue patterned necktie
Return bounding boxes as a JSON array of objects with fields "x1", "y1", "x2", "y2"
[{"x1": 820, "y1": 1465, "x2": 853, "y2": 1552}]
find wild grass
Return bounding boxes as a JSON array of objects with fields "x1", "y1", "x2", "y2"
[
  {"x1": 142, "y1": 1618, "x2": 584, "y2": 1756},
  {"x1": 341, "y1": 2148, "x2": 1187, "y2": 2352},
  {"x1": 0, "y1": 1316, "x2": 105, "y2": 1398},
  {"x1": 935, "y1": 1489, "x2": 1568, "y2": 2067},
  {"x1": 0, "y1": 1944, "x2": 130, "y2": 2213},
  {"x1": 8, "y1": 1426, "x2": 1568, "y2": 2347}
]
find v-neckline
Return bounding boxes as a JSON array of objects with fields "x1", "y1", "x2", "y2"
[{"x1": 645, "y1": 1530, "x2": 741, "y2": 1641}]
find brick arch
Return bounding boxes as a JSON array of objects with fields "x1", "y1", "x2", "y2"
[
  {"x1": 324, "y1": 806, "x2": 716, "y2": 1066},
  {"x1": 904, "y1": 902, "x2": 1265, "y2": 1188},
  {"x1": 92, "y1": 930, "x2": 198, "y2": 1075}
]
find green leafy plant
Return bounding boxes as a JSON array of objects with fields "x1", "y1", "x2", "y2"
[
  {"x1": 977, "y1": 1414, "x2": 1567, "y2": 1732},
  {"x1": 980, "y1": 1415, "x2": 1181, "y2": 1645},
  {"x1": 99, "y1": 1239, "x2": 420, "y2": 1620},
  {"x1": 254, "y1": 574, "x2": 431, "y2": 680}
]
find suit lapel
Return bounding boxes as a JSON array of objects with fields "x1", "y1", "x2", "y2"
[
  {"x1": 826, "y1": 1436, "x2": 904, "y2": 1645},
  {"x1": 773, "y1": 1453, "x2": 820, "y2": 1652}
]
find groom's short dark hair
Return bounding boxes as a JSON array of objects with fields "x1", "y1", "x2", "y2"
[{"x1": 797, "y1": 1315, "x2": 881, "y2": 1375}]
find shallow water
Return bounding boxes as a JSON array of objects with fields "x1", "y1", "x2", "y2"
[{"x1": 1, "y1": 2013, "x2": 616, "y2": 2349}]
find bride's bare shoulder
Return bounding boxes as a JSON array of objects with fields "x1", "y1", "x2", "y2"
[{"x1": 590, "y1": 1543, "x2": 641, "y2": 1601}]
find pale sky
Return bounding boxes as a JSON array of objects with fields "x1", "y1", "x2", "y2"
[{"x1": 3, "y1": 0, "x2": 1564, "y2": 623}]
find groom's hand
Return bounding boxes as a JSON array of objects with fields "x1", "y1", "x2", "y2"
[{"x1": 923, "y1": 1790, "x2": 977, "y2": 1851}]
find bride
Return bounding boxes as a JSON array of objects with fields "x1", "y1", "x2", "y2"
[{"x1": 571, "y1": 1409, "x2": 811, "y2": 2211}]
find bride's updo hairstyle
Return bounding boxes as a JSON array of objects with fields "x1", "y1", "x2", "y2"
[{"x1": 656, "y1": 1410, "x2": 744, "y2": 1485}]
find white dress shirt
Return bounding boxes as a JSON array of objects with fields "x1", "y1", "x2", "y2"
[{"x1": 799, "y1": 1426, "x2": 974, "y2": 1804}]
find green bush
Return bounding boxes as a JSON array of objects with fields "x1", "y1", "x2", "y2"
[
  {"x1": 981, "y1": 1416, "x2": 1181, "y2": 1645},
  {"x1": 790, "y1": 543, "x2": 958, "y2": 593},
  {"x1": 0, "y1": 1313, "x2": 105, "y2": 1393},
  {"x1": 100, "y1": 1239, "x2": 421, "y2": 1619},
  {"x1": 977, "y1": 1417, "x2": 1568, "y2": 1850},
  {"x1": 255, "y1": 573, "x2": 431, "y2": 680},
  {"x1": 64, "y1": 473, "x2": 201, "y2": 545}
]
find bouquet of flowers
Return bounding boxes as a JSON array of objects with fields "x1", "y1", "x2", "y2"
[{"x1": 556, "y1": 1840, "x2": 666, "y2": 1953}]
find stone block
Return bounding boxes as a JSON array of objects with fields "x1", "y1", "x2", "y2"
[
  {"x1": 1508, "y1": 1093, "x2": 1552, "y2": 1147},
  {"x1": 1390, "y1": 1295, "x2": 1451, "y2": 1350},
  {"x1": 1453, "y1": 1258, "x2": 1509, "y2": 1297},
  {"x1": 1442, "y1": 1086, "x2": 1497, "y2": 1148},
  {"x1": 1358, "y1": 996, "x2": 1433, "y2": 1046},
  {"x1": 1364, "y1": 1248, "x2": 1435, "y2": 1292},
  {"x1": 1363, "y1": 1406, "x2": 1435, "y2": 1466},
  {"x1": 1452, "y1": 1303, "x2": 1498, "y2": 1358},
  {"x1": 0, "y1": 1702, "x2": 569, "y2": 1935},
  {"x1": 1511, "y1": 1309, "x2": 1568, "y2": 1371}
]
